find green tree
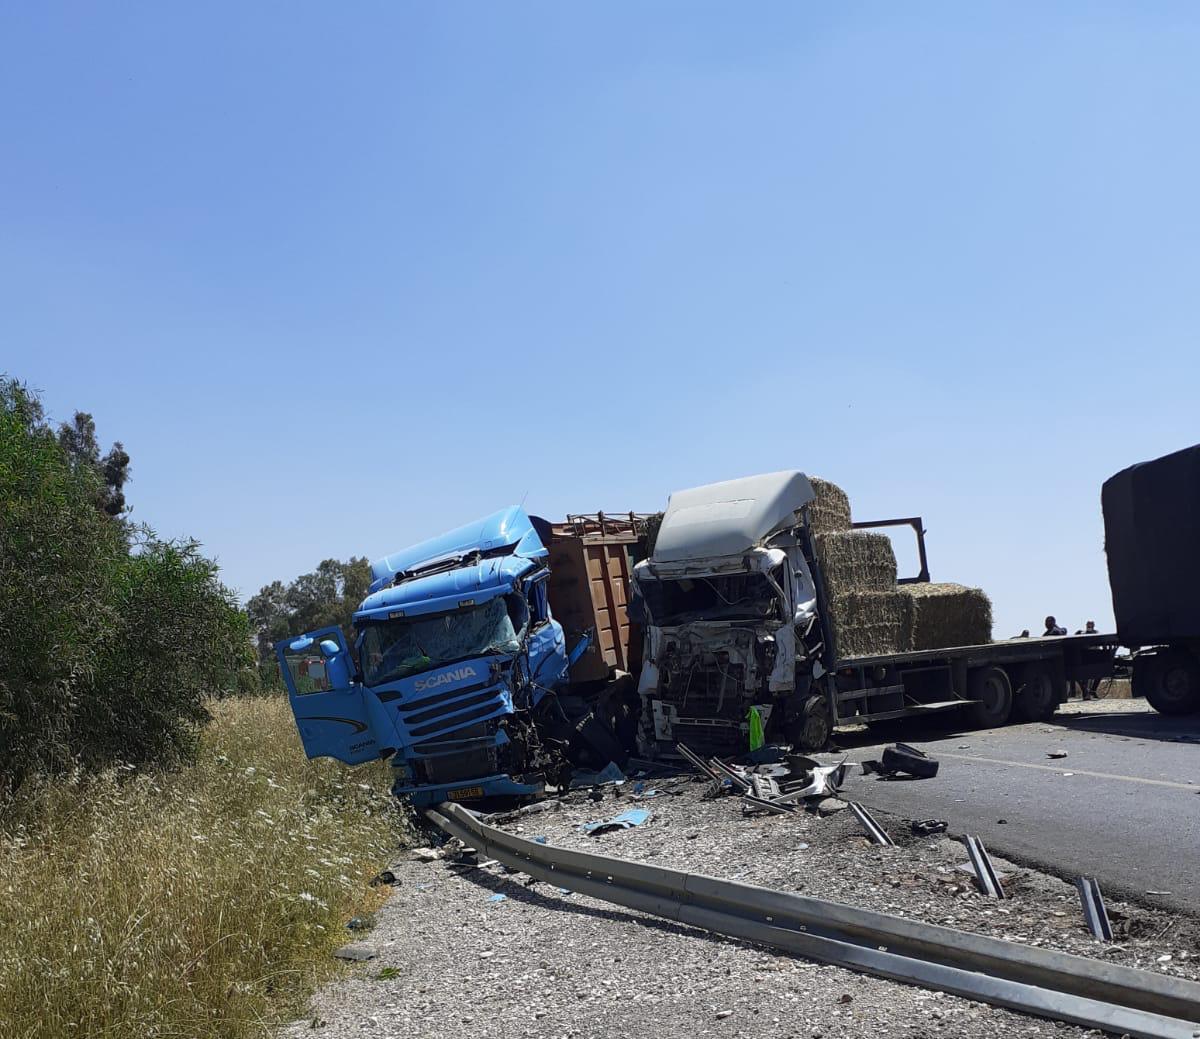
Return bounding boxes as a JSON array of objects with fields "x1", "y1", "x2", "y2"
[
  {"x1": 57, "y1": 410, "x2": 131, "y2": 517},
  {"x1": 247, "y1": 557, "x2": 372, "y2": 670},
  {"x1": 0, "y1": 378, "x2": 254, "y2": 789}
]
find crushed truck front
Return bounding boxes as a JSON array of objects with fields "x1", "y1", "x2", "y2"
[
  {"x1": 278, "y1": 507, "x2": 578, "y2": 807},
  {"x1": 632, "y1": 472, "x2": 826, "y2": 756}
]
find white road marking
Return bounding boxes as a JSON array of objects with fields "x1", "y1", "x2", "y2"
[{"x1": 935, "y1": 751, "x2": 1200, "y2": 791}]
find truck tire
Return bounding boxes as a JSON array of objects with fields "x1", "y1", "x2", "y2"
[
  {"x1": 791, "y1": 695, "x2": 832, "y2": 751},
  {"x1": 1012, "y1": 662, "x2": 1058, "y2": 722},
  {"x1": 1137, "y1": 650, "x2": 1200, "y2": 716},
  {"x1": 967, "y1": 666, "x2": 1013, "y2": 728}
]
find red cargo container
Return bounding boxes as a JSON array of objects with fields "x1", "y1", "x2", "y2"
[{"x1": 533, "y1": 513, "x2": 654, "y2": 685}]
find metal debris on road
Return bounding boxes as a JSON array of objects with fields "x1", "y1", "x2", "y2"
[
  {"x1": 963, "y1": 834, "x2": 1006, "y2": 899},
  {"x1": 1077, "y1": 876, "x2": 1113, "y2": 941},
  {"x1": 849, "y1": 801, "x2": 895, "y2": 846},
  {"x1": 1048, "y1": 750, "x2": 1069, "y2": 759},
  {"x1": 580, "y1": 808, "x2": 651, "y2": 836},
  {"x1": 911, "y1": 819, "x2": 948, "y2": 836},
  {"x1": 866, "y1": 743, "x2": 940, "y2": 779}
]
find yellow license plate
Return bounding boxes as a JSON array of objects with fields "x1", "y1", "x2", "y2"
[{"x1": 447, "y1": 786, "x2": 485, "y2": 801}]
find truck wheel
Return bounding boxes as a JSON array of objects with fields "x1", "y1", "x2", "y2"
[
  {"x1": 1012, "y1": 663, "x2": 1057, "y2": 722},
  {"x1": 967, "y1": 666, "x2": 1013, "y2": 728},
  {"x1": 1138, "y1": 651, "x2": 1200, "y2": 716},
  {"x1": 791, "y1": 695, "x2": 832, "y2": 751}
]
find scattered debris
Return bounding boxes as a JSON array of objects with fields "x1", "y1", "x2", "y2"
[
  {"x1": 368, "y1": 869, "x2": 398, "y2": 887},
  {"x1": 963, "y1": 834, "x2": 1006, "y2": 899},
  {"x1": 1076, "y1": 876, "x2": 1113, "y2": 941},
  {"x1": 743, "y1": 793, "x2": 797, "y2": 816},
  {"x1": 410, "y1": 847, "x2": 444, "y2": 863},
  {"x1": 487, "y1": 893, "x2": 508, "y2": 903},
  {"x1": 580, "y1": 808, "x2": 651, "y2": 836},
  {"x1": 1048, "y1": 750, "x2": 1069, "y2": 759},
  {"x1": 910, "y1": 819, "x2": 948, "y2": 836},
  {"x1": 848, "y1": 801, "x2": 895, "y2": 846},
  {"x1": 333, "y1": 942, "x2": 377, "y2": 962},
  {"x1": 345, "y1": 915, "x2": 373, "y2": 931},
  {"x1": 570, "y1": 761, "x2": 626, "y2": 788},
  {"x1": 715, "y1": 1009, "x2": 734, "y2": 1019},
  {"x1": 865, "y1": 743, "x2": 940, "y2": 779}
]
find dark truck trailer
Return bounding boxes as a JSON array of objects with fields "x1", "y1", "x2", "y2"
[
  {"x1": 1102, "y1": 443, "x2": 1200, "y2": 715},
  {"x1": 633, "y1": 472, "x2": 1117, "y2": 756}
]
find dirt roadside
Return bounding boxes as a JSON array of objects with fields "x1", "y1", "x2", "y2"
[{"x1": 285, "y1": 767, "x2": 1199, "y2": 1039}]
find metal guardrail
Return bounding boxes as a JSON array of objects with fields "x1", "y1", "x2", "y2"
[
  {"x1": 1077, "y1": 876, "x2": 1114, "y2": 941},
  {"x1": 427, "y1": 802, "x2": 1200, "y2": 1039},
  {"x1": 848, "y1": 801, "x2": 895, "y2": 846}
]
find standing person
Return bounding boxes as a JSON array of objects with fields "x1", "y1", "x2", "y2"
[
  {"x1": 1081, "y1": 620, "x2": 1100, "y2": 698},
  {"x1": 1044, "y1": 615, "x2": 1067, "y2": 636}
]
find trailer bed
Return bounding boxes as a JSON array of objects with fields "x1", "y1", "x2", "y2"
[{"x1": 829, "y1": 633, "x2": 1120, "y2": 726}]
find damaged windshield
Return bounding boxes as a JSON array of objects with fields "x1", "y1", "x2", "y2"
[
  {"x1": 359, "y1": 594, "x2": 528, "y2": 685},
  {"x1": 638, "y1": 571, "x2": 781, "y2": 626}
]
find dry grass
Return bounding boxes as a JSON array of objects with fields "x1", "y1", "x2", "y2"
[{"x1": 0, "y1": 697, "x2": 406, "y2": 1039}]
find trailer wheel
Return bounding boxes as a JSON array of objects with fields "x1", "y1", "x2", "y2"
[
  {"x1": 1137, "y1": 651, "x2": 1200, "y2": 716},
  {"x1": 790, "y1": 695, "x2": 832, "y2": 751},
  {"x1": 1012, "y1": 663, "x2": 1057, "y2": 722},
  {"x1": 967, "y1": 666, "x2": 1013, "y2": 728}
]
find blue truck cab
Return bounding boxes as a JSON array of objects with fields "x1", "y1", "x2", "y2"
[{"x1": 276, "y1": 507, "x2": 585, "y2": 807}]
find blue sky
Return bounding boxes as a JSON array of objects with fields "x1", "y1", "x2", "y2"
[{"x1": 3, "y1": 2, "x2": 1198, "y2": 638}]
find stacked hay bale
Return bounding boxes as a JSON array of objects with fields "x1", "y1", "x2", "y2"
[
  {"x1": 810, "y1": 479, "x2": 909, "y2": 658},
  {"x1": 809, "y1": 476, "x2": 993, "y2": 658},
  {"x1": 807, "y1": 477, "x2": 852, "y2": 535},
  {"x1": 898, "y1": 582, "x2": 993, "y2": 651}
]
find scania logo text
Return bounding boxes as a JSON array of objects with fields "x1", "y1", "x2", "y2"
[{"x1": 413, "y1": 666, "x2": 479, "y2": 692}]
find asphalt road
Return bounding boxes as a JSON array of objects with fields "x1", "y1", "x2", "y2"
[{"x1": 836, "y1": 699, "x2": 1200, "y2": 914}]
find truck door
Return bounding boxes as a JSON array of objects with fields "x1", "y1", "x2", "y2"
[{"x1": 276, "y1": 627, "x2": 380, "y2": 765}]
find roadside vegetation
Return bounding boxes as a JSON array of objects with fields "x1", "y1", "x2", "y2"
[
  {"x1": 0, "y1": 698, "x2": 401, "y2": 1039},
  {"x1": 0, "y1": 379, "x2": 407, "y2": 1038}
]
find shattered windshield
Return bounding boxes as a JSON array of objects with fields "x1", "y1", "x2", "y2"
[
  {"x1": 359, "y1": 594, "x2": 528, "y2": 686},
  {"x1": 639, "y1": 571, "x2": 781, "y2": 626}
]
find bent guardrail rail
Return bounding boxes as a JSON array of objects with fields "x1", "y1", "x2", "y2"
[{"x1": 427, "y1": 801, "x2": 1200, "y2": 1039}]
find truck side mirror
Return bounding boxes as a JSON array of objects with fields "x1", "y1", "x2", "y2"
[{"x1": 319, "y1": 639, "x2": 341, "y2": 658}]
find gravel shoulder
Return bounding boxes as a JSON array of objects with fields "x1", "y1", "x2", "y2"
[{"x1": 286, "y1": 761, "x2": 1199, "y2": 1039}]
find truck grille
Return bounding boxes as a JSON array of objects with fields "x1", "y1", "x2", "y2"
[{"x1": 394, "y1": 681, "x2": 510, "y2": 742}]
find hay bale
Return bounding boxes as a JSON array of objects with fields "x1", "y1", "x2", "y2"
[
  {"x1": 808, "y1": 477, "x2": 851, "y2": 534},
  {"x1": 829, "y1": 591, "x2": 906, "y2": 658},
  {"x1": 899, "y1": 582, "x2": 993, "y2": 651},
  {"x1": 815, "y1": 531, "x2": 898, "y2": 596}
]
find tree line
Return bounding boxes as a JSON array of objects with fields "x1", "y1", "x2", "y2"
[{"x1": 246, "y1": 557, "x2": 372, "y2": 684}]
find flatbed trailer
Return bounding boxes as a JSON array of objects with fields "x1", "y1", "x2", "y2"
[
  {"x1": 800, "y1": 516, "x2": 1119, "y2": 736},
  {"x1": 826, "y1": 633, "x2": 1120, "y2": 730}
]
